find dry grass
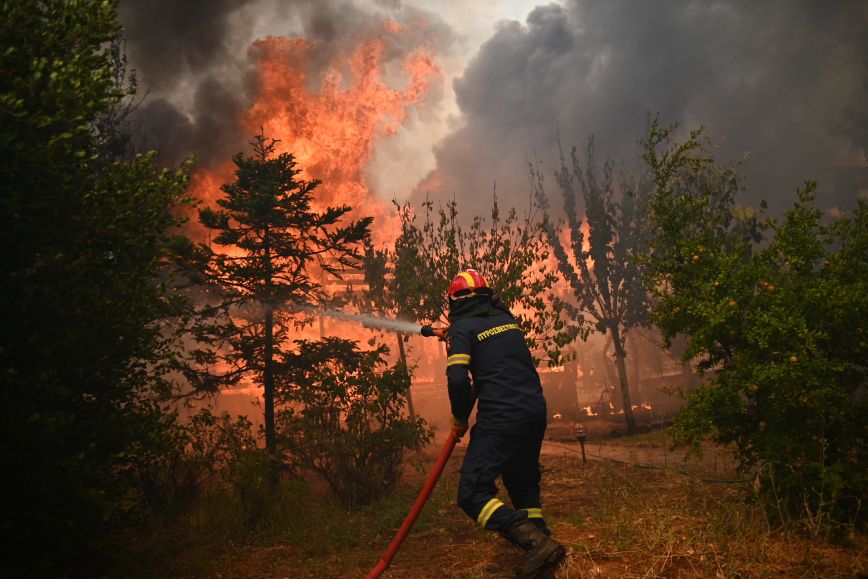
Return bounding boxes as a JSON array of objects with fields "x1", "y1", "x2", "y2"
[{"x1": 128, "y1": 437, "x2": 867, "y2": 578}]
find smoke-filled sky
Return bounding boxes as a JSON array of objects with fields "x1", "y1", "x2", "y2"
[{"x1": 120, "y1": 0, "x2": 867, "y2": 219}]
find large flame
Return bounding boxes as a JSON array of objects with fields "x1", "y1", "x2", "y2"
[
  {"x1": 189, "y1": 22, "x2": 440, "y2": 246},
  {"x1": 187, "y1": 23, "x2": 440, "y2": 403}
]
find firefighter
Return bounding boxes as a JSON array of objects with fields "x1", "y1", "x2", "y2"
[{"x1": 445, "y1": 269, "x2": 566, "y2": 578}]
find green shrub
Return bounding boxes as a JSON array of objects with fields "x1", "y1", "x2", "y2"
[
  {"x1": 641, "y1": 118, "x2": 867, "y2": 533},
  {"x1": 277, "y1": 337, "x2": 433, "y2": 508}
]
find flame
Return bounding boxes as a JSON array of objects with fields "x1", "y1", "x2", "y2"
[
  {"x1": 184, "y1": 23, "x2": 440, "y2": 400},
  {"x1": 189, "y1": 22, "x2": 440, "y2": 248},
  {"x1": 243, "y1": 31, "x2": 439, "y2": 245},
  {"x1": 582, "y1": 405, "x2": 598, "y2": 417}
]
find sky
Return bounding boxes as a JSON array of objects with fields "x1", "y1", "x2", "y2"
[{"x1": 119, "y1": 0, "x2": 867, "y2": 221}]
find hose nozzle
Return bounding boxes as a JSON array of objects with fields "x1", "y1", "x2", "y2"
[{"x1": 420, "y1": 324, "x2": 448, "y2": 340}]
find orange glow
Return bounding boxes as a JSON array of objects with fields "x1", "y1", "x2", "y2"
[
  {"x1": 582, "y1": 405, "x2": 598, "y2": 417},
  {"x1": 189, "y1": 21, "x2": 440, "y2": 248},
  {"x1": 184, "y1": 23, "x2": 441, "y2": 401},
  {"x1": 243, "y1": 29, "x2": 440, "y2": 245},
  {"x1": 557, "y1": 221, "x2": 593, "y2": 271}
]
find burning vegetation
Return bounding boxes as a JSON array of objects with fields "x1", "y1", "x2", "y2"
[{"x1": 3, "y1": 2, "x2": 865, "y2": 577}]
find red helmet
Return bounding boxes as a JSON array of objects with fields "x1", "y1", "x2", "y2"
[{"x1": 448, "y1": 269, "x2": 489, "y2": 300}]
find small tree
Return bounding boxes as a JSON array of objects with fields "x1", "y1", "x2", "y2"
[
  {"x1": 357, "y1": 241, "x2": 418, "y2": 419},
  {"x1": 642, "y1": 118, "x2": 866, "y2": 531},
  {"x1": 532, "y1": 138, "x2": 652, "y2": 433},
  {"x1": 193, "y1": 134, "x2": 371, "y2": 458},
  {"x1": 393, "y1": 193, "x2": 578, "y2": 366},
  {"x1": 276, "y1": 337, "x2": 432, "y2": 508}
]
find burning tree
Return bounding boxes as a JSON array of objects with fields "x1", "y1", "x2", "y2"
[
  {"x1": 532, "y1": 138, "x2": 652, "y2": 434},
  {"x1": 389, "y1": 193, "x2": 580, "y2": 366},
  {"x1": 191, "y1": 134, "x2": 372, "y2": 458},
  {"x1": 642, "y1": 118, "x2": 867, "y2": 529}
]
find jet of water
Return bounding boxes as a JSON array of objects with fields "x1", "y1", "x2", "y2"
[{"x1": 297, "y1": 305, "x2": 423, "y2": 335}]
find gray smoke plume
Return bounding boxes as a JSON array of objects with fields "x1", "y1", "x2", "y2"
[
  {"x1": 118, "y1": 0, "x2": 454, "y2": 169},
  {"x1": 413, "y1": 0, "x2": 868, "y2": 215}
]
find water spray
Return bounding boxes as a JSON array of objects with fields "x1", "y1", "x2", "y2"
[{"x1": 298, "y1": 305, "x2": 448, "y2": 339}]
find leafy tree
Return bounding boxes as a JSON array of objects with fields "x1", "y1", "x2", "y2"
[
  {"x1": 192, "y1": 134, "x2": 372, "y2": 457},
  {"x1": 531, "y1": 138, "x2": 653, "y2": 433},
  {"x1": 392, "y1": 194, "x2": 578, "y2": 366},
  {"x1": 276, "y1": 338, "x2": 432, "y2": 508},
  {"x1": 0, "y1": 0, "x2": 192, "y2": 573},
  {"x1": 357, "y1": 241, "x2": 418, "y2": 419},
  {"x1": 642, "y1": 118, "x2": 866, "y2": 530}
]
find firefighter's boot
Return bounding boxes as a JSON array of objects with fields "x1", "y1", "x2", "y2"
[{"x1": 502, "y1": 519, "x2": 566, "y2": 578}]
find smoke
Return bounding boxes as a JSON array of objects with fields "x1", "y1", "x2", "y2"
[
  {"x1": 118, "y1": 0, "x2": 454, "y2": 169},
  {"x1": 413, "y1": 0, "x2": 868, "y2": 216},
  {"x1": 119, "y1": 1, "x2": 867, "y2": 215}
]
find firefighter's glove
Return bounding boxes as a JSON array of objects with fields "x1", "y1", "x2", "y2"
[{"x1": 451, "y1": 416, "x2": 468, "y2": 440}]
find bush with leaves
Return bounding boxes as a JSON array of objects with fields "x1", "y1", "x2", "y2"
[
  {"x1": 124, "y1": 409, "x2": 258, "y2": 514},
  {"x1": 0, "y1": 1, "x2": 193, "y2": 573},
  {"x1": 642, "y1": 118, "x2": 867, "y2": 532},
  {"x1": 276, "y1": 338, "x2": 432, "y2": 508}
]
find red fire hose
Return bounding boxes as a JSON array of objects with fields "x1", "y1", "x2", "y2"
[{"x1": 365, "y1": 432, "x2": 458, "y2": 579}]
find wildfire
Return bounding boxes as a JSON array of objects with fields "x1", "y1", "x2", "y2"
[
  {"x1": 189, "y1": 21, "x2": 441, "y2": 247},
  {"x1": 582, "y1": 405, "x2": 598, "y2": 417},
  {"x1": 244, "y1": 29, "x2": 439, "y2": 243},
  {"x1": 186, "y1": 23, "x2": 440, "y2": 398}
]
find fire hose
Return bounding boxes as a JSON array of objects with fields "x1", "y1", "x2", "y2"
[
  {"x1": 365, "y1": 431, "x2": 457, "y2": 579},
  {"x1": 365, "y1": 324, "x2": 452, "y2": 579}
]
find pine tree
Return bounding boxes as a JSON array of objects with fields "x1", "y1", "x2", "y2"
[{"x1": 194, "y1": 134, "x2": 371, "y2": 457}]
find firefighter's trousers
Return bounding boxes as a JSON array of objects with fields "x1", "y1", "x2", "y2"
[{"x1": 457, "y1": 417, "x2": 549, "y2": 533}]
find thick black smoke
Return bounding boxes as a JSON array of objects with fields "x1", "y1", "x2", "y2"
[
  {"x1": 119, "y1": 0, "x2": 253, "y2": 167},
  {"x1": 415, "y1": 0, "x2": 868, "y2": 215}
]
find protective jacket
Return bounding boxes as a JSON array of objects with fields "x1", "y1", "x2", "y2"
[
  {"x1": 445, "y1": 293, "x2": 551, "y2": 534},
  {"x1": 445, "y1": 296, "x2": 546, "y2": 426}
]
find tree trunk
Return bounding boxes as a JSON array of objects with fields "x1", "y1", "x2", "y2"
[
  {"x1": 396, "y1": 332, "x2": 415, "y2": 421},
  {"x1": 264, "y1": 305, "x2": 276, "y2": 455},
  {"x1": 263, "y1": 225, "x2": 276, "y2": 458},
  {"x1": 600, "y1": 335, "x2": 618, "y2": 406},
  {"x1": 628, "y1": 333, "x2": 643, "y2": 402},
  {"x1": 610, "y1": 323, "x2": 637, "y2": 434}
]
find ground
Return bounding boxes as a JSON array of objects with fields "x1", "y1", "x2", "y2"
[{"x1": 196, "y1": 425, "x2": 866, "y2": 579}]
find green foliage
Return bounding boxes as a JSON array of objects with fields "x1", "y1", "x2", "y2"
[
  {"x1": 125, "y1": 409, "x2": 258, "y2": 515},
  {"x1": 0, "y1": 0, "x2": 193, "y2": 574},
  {"x1": 641, "y1": 117, "x2": 867, "y2": 531},
  {"x1": 531, "y1": 137, "x2": 654, "y2": 432},
  {"x1": 276, "y1": 337, "x2": 432, "y2": 508},
  {"x1": 190, "y1": 134, "x2": 372, "y2": 454},
  {"x1": 389, "y1": 194, "x2": 578, "y2": 365}
]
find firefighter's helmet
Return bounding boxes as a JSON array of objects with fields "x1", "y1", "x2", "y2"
[{"x1": 448, "y1": 269, "x2": 489, "y2": 300}]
